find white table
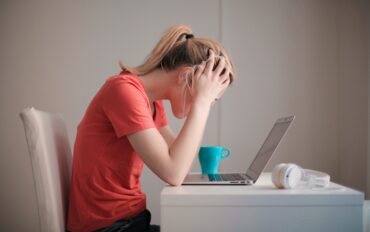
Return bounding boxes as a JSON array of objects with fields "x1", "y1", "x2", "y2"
[{"x1": 160, "y1": 173, "x2": 364, "y2": 232}]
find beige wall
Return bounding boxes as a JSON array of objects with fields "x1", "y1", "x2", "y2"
[
  {"x1": 221, "y1": 0, "x2": 341, "y2": 180},
  {"x1": 338, "y1": 0, "x2": 368, "y2": 197},
  {"x1": 0, "y1": 0, "x2": 368, "y2": 231}
]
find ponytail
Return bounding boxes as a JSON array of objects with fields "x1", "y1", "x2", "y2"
[
  {"x1": 119, "y1": 25, "x2": 191, "y2": 75},
  {"x1": 119, "y1": 24, "x2": 235, "y2": 84}
]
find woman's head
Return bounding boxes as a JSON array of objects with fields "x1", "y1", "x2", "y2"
[{"x1": 120, "y1": 24, "x2": 235, "y2": 84}]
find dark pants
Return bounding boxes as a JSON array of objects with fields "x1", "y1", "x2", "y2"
[{"x1": 95, "y1": 210, "x2": 160, "y2": 232}]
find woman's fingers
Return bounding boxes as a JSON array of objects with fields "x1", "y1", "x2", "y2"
[
  {"x1": 221, "y1": 76, "x2": 231, "y2": 87},
  {"x1": 203, "y1": 50, "x2": 215, "y2": 76},
  {"x1": 213, "y1": 56, "x2": 226, "y2": 78},
  {"x1": 191, "y1": 51, "x2": 231, "y2": 106},
  {"x1": 194, "y1": 62, "x2": 205, "y2": 79},
  {"x1": 219, "y1": 65, "x2": 230, "y2": 84}
]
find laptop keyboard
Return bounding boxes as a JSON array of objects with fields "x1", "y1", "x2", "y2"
[{"x1": 208, "y1": 173, "x2": 246, "y2": 182}]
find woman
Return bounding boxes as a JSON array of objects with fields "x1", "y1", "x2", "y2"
[{"x1": 67, "y1": 24, "x2": 235, "y2": 232}]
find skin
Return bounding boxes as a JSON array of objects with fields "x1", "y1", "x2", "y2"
[{"x1": 127, "y1": 51, "x2": 230, "y2": 186}]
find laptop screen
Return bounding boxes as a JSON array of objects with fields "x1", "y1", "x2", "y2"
[{"x1": 245, "y1": 116, "x2": 294, "y2": 182}]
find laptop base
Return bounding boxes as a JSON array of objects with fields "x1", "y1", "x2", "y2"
[{"x1": 183, "y1": 173, "x2": 254, "y2": 185}]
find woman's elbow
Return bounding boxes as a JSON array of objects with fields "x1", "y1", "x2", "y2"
[
  {"x1": 167, "y1": 180, "x2": 182, "y2": 187},
  {"x1": 165, "y1": 174, "x2": 185, "y2": 186},
  {"x1": 153, "y1": 160, "x2": 186, "y2": 186}
]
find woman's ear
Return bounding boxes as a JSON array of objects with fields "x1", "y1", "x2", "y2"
[{"x1": 176, "y1": 67, "x2": 193, "y2": 85}]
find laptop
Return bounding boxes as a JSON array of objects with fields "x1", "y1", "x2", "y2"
[{"x1": 182, "y1": 115, "x2": 295, "y2": 185}]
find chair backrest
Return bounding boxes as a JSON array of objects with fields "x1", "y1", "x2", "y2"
[{"x1": 20, "y1": 107, "x2": 72, "y2": 232}]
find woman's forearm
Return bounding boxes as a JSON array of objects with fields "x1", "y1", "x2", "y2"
[{"x1": 168, "y1": 101, "x2": 211, "y2": 185}]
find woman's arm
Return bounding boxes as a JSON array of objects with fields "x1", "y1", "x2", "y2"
[
  {"x1": 159, "y1": 125, "x2": 176, "y2": 147},
  {"x1": 127, "y1": 101, "x2": 211, "y2": 186},
  {"x1": 127, "y1": 51, "x2": 230, "y2": 186}
]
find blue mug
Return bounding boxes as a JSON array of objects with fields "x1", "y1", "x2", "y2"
[{"x1": 198, "y1": 146, "x2": 231, "y2": 174}]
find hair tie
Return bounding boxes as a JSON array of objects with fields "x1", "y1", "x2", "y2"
[{"x1": 185, "y1": 34, "x2": 194, "y2": 39}]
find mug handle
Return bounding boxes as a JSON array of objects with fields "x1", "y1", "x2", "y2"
[{"x1": 221, "y1": 148, "x2": 230, "y2": 159}]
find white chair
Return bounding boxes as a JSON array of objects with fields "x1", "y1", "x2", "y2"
[{"x1": 20, "y1": 107, "x2": 72, "y2": 232}]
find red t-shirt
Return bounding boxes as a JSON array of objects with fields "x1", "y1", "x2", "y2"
[{"x1": 67, "y1": 72, "x2": 168, "y2": 232}]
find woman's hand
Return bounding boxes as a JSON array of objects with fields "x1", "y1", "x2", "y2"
[{"x1": 191, "y1": 50, "x2": 230, "y2": 107}]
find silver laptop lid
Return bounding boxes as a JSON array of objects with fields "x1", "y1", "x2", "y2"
[{"x1": 245, "y1": 116, "x2": 295, "y2": 182}]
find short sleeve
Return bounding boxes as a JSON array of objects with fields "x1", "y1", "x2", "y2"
[{"x1": 102, "y1": 77, "x2": 155, "y2": 137}]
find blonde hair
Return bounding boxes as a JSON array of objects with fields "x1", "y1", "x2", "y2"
[{"x1": 119, "y1": 24, "x2": 235, "y2": 84}]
